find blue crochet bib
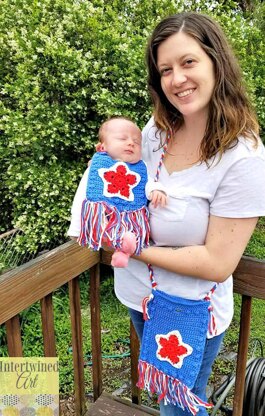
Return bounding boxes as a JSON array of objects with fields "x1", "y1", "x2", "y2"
[
  {"x1": 86, "y1": 152, "x2": 148, "y2": 211},
  {"x1": 78, "y1": 152, "x2": 150, "y2": 254},
  {"x1": 137, "y1": 288, "x2": 215, "y2": 415},
  {"x1": 140, "y1": 289, "x2": 209, "y2": 387}
]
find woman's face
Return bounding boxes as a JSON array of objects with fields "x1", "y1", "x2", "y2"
[{"x1": 157, "y1": 31, "x2": 215, "y2": 121}]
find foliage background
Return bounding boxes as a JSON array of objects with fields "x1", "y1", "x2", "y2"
[{"x1": 0, "y1": 0, "x2": 264, "y2": 258}]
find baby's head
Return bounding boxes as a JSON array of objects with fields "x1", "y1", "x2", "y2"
[{"x1": 97, "y1": 116, "x2": 142, "y2": 164}]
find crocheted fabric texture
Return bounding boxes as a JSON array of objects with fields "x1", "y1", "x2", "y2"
[
  {"x1": 86, "y1": 152, "x2": 148, "y2": 210},
  {"x1": 137, "y1": 289, "x2": 212, "y2": 415},
  {"x1": 78, "y1": 152, "x2": 150, "y2": 253}
]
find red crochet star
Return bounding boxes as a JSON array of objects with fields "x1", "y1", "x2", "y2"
[
  {"x1": 99, "y1": 162, "x2": 140, "y2": 201},
  {"x1": 156, "y1": 330, "x2": 193, "y2": 369}
]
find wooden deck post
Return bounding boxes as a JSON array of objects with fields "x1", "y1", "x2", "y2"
[
  {"x1": 90, "y1": 263, "x2": 103, "y2": 401},
  {"x1": 130, "y1": 320, "x2": 141, "y2": 404},
  {"x1": 69, "y1": 277, "x2": 86, "y2": 415},
  {"x1": 6, "y1": 315, "x2": 23, "y2": 356},
  {"x1": 41, "y1": 294, "x2": 57, "y2": 357},
  {"x1": 232, "y1": 295, "x2": 252, "y2": 416}
]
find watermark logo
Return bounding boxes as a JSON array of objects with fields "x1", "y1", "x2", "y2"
[{"x1": 0, "y1": 358, "x2": 59, "y2": 415}]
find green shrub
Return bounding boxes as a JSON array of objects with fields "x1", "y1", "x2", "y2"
[{"x1": 0, "y1": 0, "x2": 264, "y2": 254}]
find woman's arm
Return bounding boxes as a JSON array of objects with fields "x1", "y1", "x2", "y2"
[{"x1": 136, "y1": 215, "x2": 258, "y2": 283}]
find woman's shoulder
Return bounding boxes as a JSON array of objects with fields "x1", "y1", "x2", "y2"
[
  {"x1": 236, "y1": 135, "x2": 265, "y2": 159},
  {"x1": 142, "y1": 116, "x2": 156, "y2": 136},
  {"x1": 142, "y1": 117, "x2": 167, "y2": 163},
  {"x1": 214, "y1": 135, "x2": 265, "y2": 169},
  {"x1": 142, "y1": 116, "x2": 166, "y2": 142}
]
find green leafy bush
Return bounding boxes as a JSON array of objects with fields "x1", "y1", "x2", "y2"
[{"x1": 0, "y1": 0, "x2": 264, "y2": 254}]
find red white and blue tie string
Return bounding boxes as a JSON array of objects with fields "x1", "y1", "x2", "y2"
[
  {"x1": 146, "y1": 130, "x2": 218, "y2": 335},
  {"x1": 204, "y1": 283, "x2": 218, "y2": 335},
  {"x1": 147, "y1": 131, "x2": 171, "y2": 283},
  {"x1": 154, "y1": 130, "x2": 171, "y2": 183},
  {"x1": 144, "y1": 131, "x2": 170, "y2": 320}
]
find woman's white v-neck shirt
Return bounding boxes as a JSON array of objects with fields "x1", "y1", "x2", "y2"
[{"x1": 114, "y1": 117, "x2": 265, "y2": 337}]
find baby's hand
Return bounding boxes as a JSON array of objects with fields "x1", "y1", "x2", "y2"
[{"x1": 150, "y1": 190, "x2": 167, "y2": 208}]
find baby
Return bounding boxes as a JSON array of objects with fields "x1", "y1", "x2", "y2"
[{"x1": 72, "y1": 116, "x2": 166, "y2": 267}]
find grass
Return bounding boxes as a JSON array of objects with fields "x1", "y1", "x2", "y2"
[
  {"x1": 245, "y1": 217, "x2": 265, "y2": 259},
  {"x1": 209, "y1": 294, "x2": 265, "y2": 414}
]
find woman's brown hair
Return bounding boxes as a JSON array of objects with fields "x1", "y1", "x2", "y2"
[{"x1": 147, "y1": 12, "x2": 259, "y2": 160}]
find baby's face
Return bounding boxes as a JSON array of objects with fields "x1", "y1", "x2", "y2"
[{"x1": 101, "y1": 119, "x2": 142, "y2": 163}]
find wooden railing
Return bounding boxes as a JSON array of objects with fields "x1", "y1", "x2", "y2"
[
  {"x1": 0, "y1": 241, "x2": 264, "y2": 416},
  {"x1": 0, "y1": 241, "x2": 99, "y2": 415}
]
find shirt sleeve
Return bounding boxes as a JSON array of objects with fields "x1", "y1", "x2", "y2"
[
  {"x1": 67, "y1": 167, "x2": 89, "y2": 237},
  {"x1": 210, "y1": 156, "x2": 265, "y2": 218},
  {"x1": 145, "y1": 177, "x2": 167, "y2": 200}
]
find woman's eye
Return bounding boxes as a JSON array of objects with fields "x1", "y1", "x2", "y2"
[
  {"x1": 160, "y1": 68, "x2": 171, "y2": 76},
  {"x1": 185, "y1": 59, "x2": 194, "y2": 65}
]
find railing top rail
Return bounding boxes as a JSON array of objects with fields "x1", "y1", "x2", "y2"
[
  {"x1": 0, "y1": 241, "x2": 99, "y2": 325},
  {"x1": 101, "y1": 251, "x2": 265, "y2": 300},
  {"x1": 233, "y1": 255, "x2": 265, "y2": 299},
  {"x1": 0, "y1": 241, "x2": 265, "y2": 325}
]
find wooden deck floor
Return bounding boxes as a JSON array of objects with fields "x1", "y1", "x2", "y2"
[{"x1": 86, "y1": 393, "x2": 159, "y2": 416}]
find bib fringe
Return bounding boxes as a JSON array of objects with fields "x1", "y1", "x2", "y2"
[
  {"x1": 137, "y1": 360, "x2": 212, "y2": 415},
  {"x1": 77, "y1": 199, "x2": 150, "y2": 255}
]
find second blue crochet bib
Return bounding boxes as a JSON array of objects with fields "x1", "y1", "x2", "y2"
[{"x1": 137, "y1": 289, "x2": 213, "y2": 415}]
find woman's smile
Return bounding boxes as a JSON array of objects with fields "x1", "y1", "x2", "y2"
[{"x1": 176, "y1": 88, "x2": 195, "y2": 98}]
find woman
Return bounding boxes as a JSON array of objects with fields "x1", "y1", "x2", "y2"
[{"x1": 113, "y1": 12, "x2": 265, "y2": 416}]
